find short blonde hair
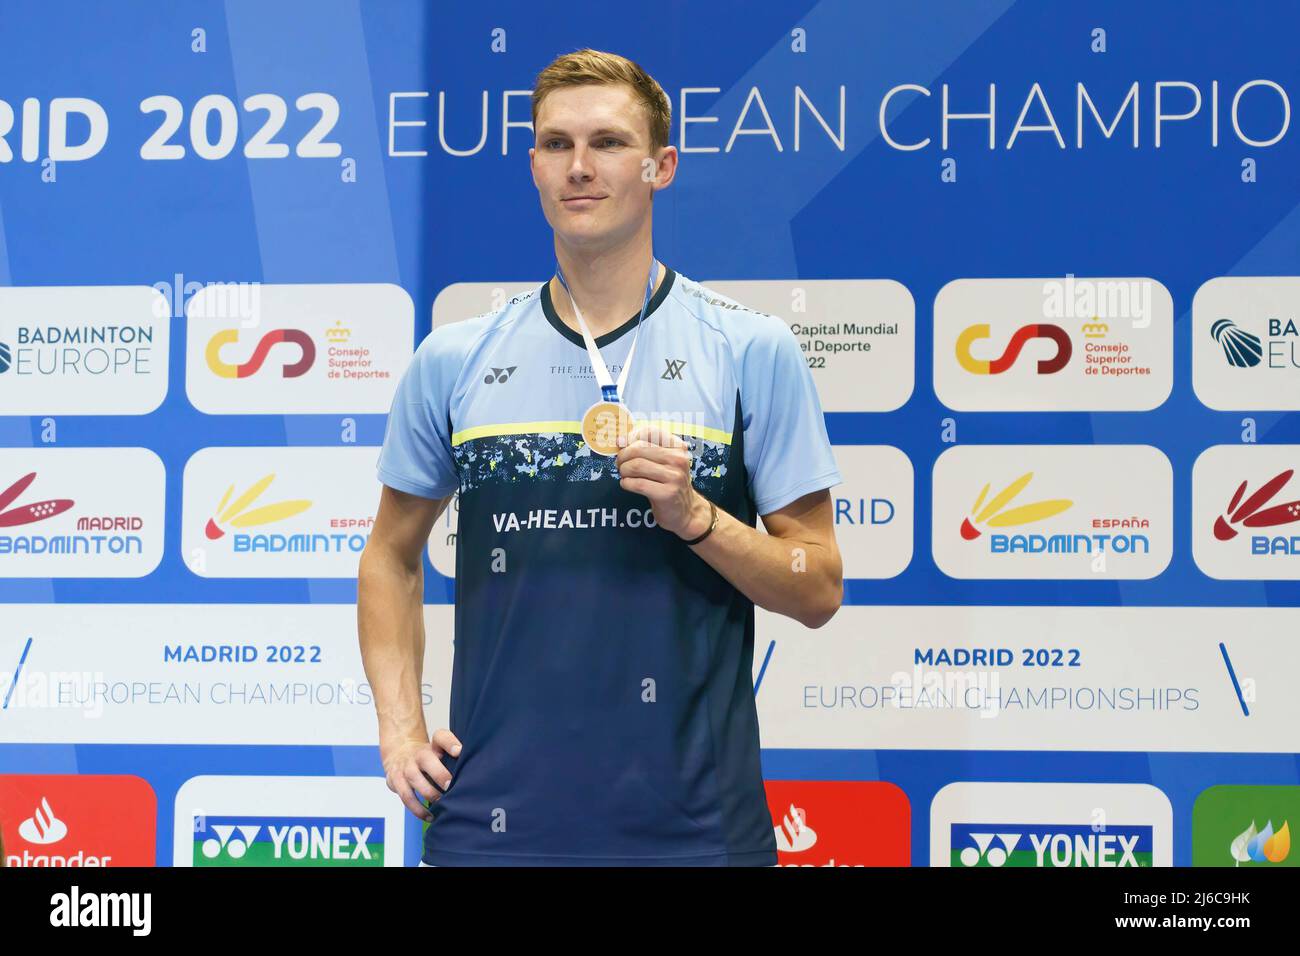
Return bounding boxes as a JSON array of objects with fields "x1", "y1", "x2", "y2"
[{"x1": 532, "y1": 48, "x2": 672, "y2": 152}]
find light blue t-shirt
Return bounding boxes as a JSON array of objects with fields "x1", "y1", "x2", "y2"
[{"x1": 377, "y1": 265, "x2": 841, "y2": 866}]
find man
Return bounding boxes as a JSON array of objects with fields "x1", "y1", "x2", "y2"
[{"x1": 358, "y1": 49, "x2": 842, "y2": 867}]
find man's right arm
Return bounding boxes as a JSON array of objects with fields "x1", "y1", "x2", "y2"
[{"x1": 358, "y1": 484, "x2": 460, "y2": 821}]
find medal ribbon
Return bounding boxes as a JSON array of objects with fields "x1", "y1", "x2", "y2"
[{"x1": 555, "y1": 257, "x2": 659, "y2": 404}]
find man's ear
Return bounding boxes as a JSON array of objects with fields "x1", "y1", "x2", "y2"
[{"x1": 651, "y1": 145, "x2": 679, "y2": 191}]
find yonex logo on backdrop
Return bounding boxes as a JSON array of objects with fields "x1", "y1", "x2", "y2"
[
  {"x1": 952, "y1": 824, "x2": 1152, "y2": 867},
  {"x1": 205, "y1": 327, "x2": 316, "y2": 378},
  {"x1": 192, "y1": 815, "x2": 385, "y2": 866},
  {"x1": 956, "y1": 323, "x2": 1072, "y2": 375}
]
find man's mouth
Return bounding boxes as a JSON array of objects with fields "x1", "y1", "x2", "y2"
[{"x1": 562, "y1": 195, "x2": 606, "y2": 202}]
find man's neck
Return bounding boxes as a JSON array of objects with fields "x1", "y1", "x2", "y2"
[{"x1": 550, "y1": 234, "x2": 664, "y2": 339}]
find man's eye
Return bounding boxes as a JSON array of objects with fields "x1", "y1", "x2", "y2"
[
  {"x1": 598, "y1": 138, "x2": 622, "y2": 148},
  {"x1": 544, "y1": 139, "x2": 567, "y2": 149}
]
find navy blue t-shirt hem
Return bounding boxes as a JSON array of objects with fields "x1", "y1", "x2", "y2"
[{"x1": 421, "y1": 846, "x2": 778, "y2": 867}]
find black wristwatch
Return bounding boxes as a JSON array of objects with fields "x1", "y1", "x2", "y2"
[{"x1": 682, "y1": 498, "x2": 718, "y2": 545}]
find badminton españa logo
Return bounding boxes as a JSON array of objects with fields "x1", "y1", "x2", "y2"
[
  {"x1": 959, "y1": 472, "x2": 1074, "y2": 541},
  {"x1": 204, "y1": 474, "x2": 312, "y2": 541}
]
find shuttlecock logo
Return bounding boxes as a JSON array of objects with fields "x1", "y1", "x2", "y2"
[
  {"x1": 0, "y1": 472, "x2": 75, "y2": 528},
  {"x1": 773, "y1": 804, "x2": 818, "y2": 852},
  {"x1": 1214, "y1": 469, "x2": 1300, "y2": 540},
  {"x1": 17, "y1": 796, "x2": 69, "y2": 845},
  {"x1": 1210, "y1": 319, "x2": 1263, "y2": 368},
  {"x1": 205, "y1": 474, "x2": 311, "y2": 540},
  {"x1": 1230, "y1": 820, "x2": 1290, "y2": 865},
  {"x1": 960, "y1": 472, "x2": 1073, "y2": 540}
]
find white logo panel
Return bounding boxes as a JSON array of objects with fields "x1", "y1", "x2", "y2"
[
  {"x1": 702, "y1": 279, "x2": 914, "y2": 412},
  {"x1": 1193, "y1": 276, "x2": 1300, "y2": 410},
  {"x1": 182, "y1": 446, "x2": 380, "y2": 578},
  {"x1": 186, "y1": 283, "x2": 413, "y2": 414},
  {"x1": 0, "y1": 286, "x2": 169, "y2": 415},
  {"x1": 0, "y1": 447, "x2": 164, "y2": 577},
  {"x1": 833, "y1": 446, "x2": 913, "y2": 579},
  {"x1": 934, "y1": 277, "x2": 1172, "y2": 411},
  {"x1": 1193, "y1": 444, "x2": 1300, "y2": 579},
  {"x1": 932, "y1": 444, "x2": 1172, "y2": 580}
]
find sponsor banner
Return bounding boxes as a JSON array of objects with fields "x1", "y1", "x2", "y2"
[
  {"x1": 934, "y1": 277, "x2": 1172, "y2": 411},
  {"x1": 1192, "y1": 785, "x2": 1298, "y2": 867},
  {"x1": 182, "y1": 446, "x2": 381, "y2": 578},
  {"x1": 0, "y1": 447, "x2": 165, "y2": 578},
  {"x1": 0, "y1": 773, "x2": 156, "y2": 867},
  {"x1": 766, "y1": 780, "x2": 910, "y2": 866},
  {"x1": 832, "y1": 445, "x2": 913, "y2": 579},
  {"x1": 1193, "y1": 444, "x2": 1300, "y2": 580},
  {"x1": 1193, "y1": 276, "x2": 1300, "y2": 411},
  {"x1": 0, "y1": 286, "x2": 170, "y2": 415},
  {"x1": 185, "y1": 283, "x2": 413, "y2": 414},
  {"x1": 432, "y1": 282, "x2": 545, "y2": 331},
  {"x1": 930, "y1": 782, "x2": 1173, "y2": 867},
  {"x1": 0, "y1": 604, "x2": 453, "y2": 745},
  {"x1": 754, "y1": 605, "x2": 1300, "y2": 753},
  {"x1": 702, "y1": 279, "x2": 915, "y2": 412},
  {"x1": 932, "y1": 444, "x2": 1172, "y2": 580},
  {"x1": 173, "y1": 775, "x2": 404, "y2": 867}
]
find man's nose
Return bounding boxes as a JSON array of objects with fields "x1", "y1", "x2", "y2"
[{"x1": 567, "y1": 144, "x2": 594, "y2": 180}]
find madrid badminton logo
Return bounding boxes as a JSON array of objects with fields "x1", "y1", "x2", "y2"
[
  {"x1": 204, "y1": 474, "x2": 311, "y2": 541},
  {"x1": 956, "y1": 323, "x2": 1072, "y2": 374},
  {"x1": 0, "y1": 472, "x2": 75, "y2": 527},
  {"x1": 1230, "y1": 820, "x2": 1291, "y2": 865},
  {"x1": 205, "y1": 326, "x2": 316, "y2": 378},
  {"x1": 1213, "y1": 469, "x2": 1300, "y2": 555}
]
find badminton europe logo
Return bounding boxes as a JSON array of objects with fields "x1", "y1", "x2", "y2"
[
  {"x1": 205, "y1": 474, "x2": 312, "y2": 541},
  {"x1": 1212, "y1": 468, "x2": 1300, "y2": 554},
  {"x1": 1210, "y1": 317, "x2": 1300, "y2": 370},
  {"x1": 205, "y1": 327, "x2": 316, "y2": 378}
]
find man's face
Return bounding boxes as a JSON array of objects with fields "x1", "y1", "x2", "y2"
[{"x1": 530, "y1": 84, "x2": 671, "y2": 249}]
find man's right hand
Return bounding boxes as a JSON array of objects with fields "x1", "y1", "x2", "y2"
[{"x1": 381, "y1": 728, "x2": 462, "y2": 822}]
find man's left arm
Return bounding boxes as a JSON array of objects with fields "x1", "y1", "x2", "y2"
[{"x1": 616, "y1": 424, "x2": 843, "y2": 629}]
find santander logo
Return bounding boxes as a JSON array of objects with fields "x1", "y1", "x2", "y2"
[{"x1": 17, "y1": 796, "x2": 68, "y2": 845}]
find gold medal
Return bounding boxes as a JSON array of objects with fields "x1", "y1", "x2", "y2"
[{"x1": 581, "y1": 401, "x2": 634, "y2": 456}]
